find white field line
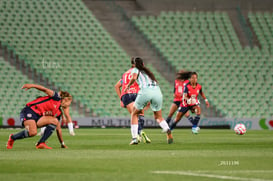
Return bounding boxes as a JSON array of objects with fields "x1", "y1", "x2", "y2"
[{"x1": 152, "y1": 171, "x2": 273, "y2": 181}]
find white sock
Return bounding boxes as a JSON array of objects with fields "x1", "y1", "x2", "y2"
[
  {"x1": 131, "y1": 124, "x2": 138, "y2": 139},
  {"x1": 40, "y1": 127, "x2": 46, "y2": 134},
  {"x1": 159, "y1": 120, "x2": 170, "y2": 132},
  {"x1": 68, "y1": 122, "x2": 74, "y2": 133}
]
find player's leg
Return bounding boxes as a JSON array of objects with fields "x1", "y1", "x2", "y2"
[
  {"x1": 184, "y1": 111, "x2": 194, "y2": 125},
  {"x1": 130, "y1": 91, "x2": 150, "y2": 145},
  {"x1": 150, "y1": 87, "x2": 173, "y2": 144},
  {"x1": 139, "y1": 109, "x2": 151, "y2": 143},
  {"x1": 36, "y1": 116, "x2": 59, "y2": 149},
  {"x1": 7, "y1": 119, "x2": 37, "y2": 149},
  {"x1": 191, "y1": 106, "x2": 201, "y2": 134},
  {"x1": 169, "y1": 107, "x2": 188, "y2": 130},
  {"x1": 166, "y1": 102, "x2": 179, "y2": 124},
  {"x1": 130, "y1": 107, "x2": 142, "y2": 145}
]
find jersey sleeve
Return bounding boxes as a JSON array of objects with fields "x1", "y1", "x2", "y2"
[
  {"x1": 52, "y1": 91, "x2": 61, "y2": 101},
  {"x1": 131, "y1": 67, "x2": 139, "y2": 75}
]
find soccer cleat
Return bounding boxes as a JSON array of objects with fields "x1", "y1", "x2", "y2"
[
  {"x1": 36, "y1": 142, "x2": 52, "y2": 149},
  {"x1": 69, "y1": 131, "x2": 75, "y2": 136},
  {"x1": 129, "y1": 138, "x2": 138, "y2": 145},
  {"x1": 192, "y1": 127, "x2": 200, "y2": 134},
  {"x1": 166, "y1": 130, "x2": 173, "y2": 144},
  {"x1": 141, "y1": 131, "x2": 151, "y2": 144},
  {"x1": 6, "y1": 134, "x2": 14, "y2": 149}
]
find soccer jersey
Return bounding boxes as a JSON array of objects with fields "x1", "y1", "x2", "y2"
[
  {"x1": 120, "y1": 68, "x2": 140, "y2": 97},
  {"x1": 184, "y1": 83, "x2": 202, "y2": 106},
  {"x1": 131, "y1": 68, "x2": 158, "y2": 89},
  {"x1": 26, "y1": 92, "x2": 62, "y2": 117},
  {"x1": 174, "y1": 79, "x2": 189, "y2": 101}
]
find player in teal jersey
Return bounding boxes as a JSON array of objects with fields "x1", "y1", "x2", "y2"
[{"x1": 124, "y1": 57, "x2": 173, "y2": 145}]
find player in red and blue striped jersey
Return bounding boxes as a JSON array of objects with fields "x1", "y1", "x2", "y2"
[
  {"x1": 6, "y1": 84, "x2": 72, "y2": 149},
  {"x1": 166, "y1": 70, "x2": 192, "y2": 124},
  {"x1": 115, "y1": 57, "x2": 151, "y2": 143},
  {"x1": 169, "y1": 72, "x2": 209, "y2": 133}
]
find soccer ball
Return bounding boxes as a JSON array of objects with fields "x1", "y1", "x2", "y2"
[{"x1": 234, "y1": 124, "x2": 246, "y2": 135}]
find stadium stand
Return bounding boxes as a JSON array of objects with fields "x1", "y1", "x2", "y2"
[
  {"x1": 0, "y1": 57, "x2": 82, "y2": 117},
  {"x1": 132, "y1": 11, "x2": 273, "y2": 118},
  {"x1": 0, "y1": 0, "x2": 173, "y2": 118}
]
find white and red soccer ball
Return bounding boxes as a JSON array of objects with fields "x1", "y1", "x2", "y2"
[{"x1": 234, "y1": 123, "x2": 247, "y2": 135}]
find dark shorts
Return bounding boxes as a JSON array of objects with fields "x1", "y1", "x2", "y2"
[
  {"x1": 178, "y1": 105, "x2": 199, "y2": 113},
  {"x1": 20, "y1": 107, "x2": 41, "y2": 126},
  {"x1": 173, "y1": 101, "x2": 181, "y2": 107},
  {"x1": 121, "y1": 93, "x2": 138, "y2": 108}
]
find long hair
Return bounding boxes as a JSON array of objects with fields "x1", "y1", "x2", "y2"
[
  {"x1": 60, "y1": 91, "x2": 72, "y2": 100},
  {"x1": 133, "y1": 57, "x2": 157, "y2": 82},
  {"x1": 176, "y1": 70, "x2": 192, "y2": 80}
]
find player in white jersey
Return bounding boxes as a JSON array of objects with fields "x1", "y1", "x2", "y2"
[{"x1": 124, "y1": 57, "x2": 173, "y2": 145}]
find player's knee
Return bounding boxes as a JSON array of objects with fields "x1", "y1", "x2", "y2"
[{"x1": 28, "y1": 130, "x2": 37, "y2": 137}]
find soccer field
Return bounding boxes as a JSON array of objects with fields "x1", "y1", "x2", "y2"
[{"x1": 0, "y1": 128, "x2": 273, "y2": 181}]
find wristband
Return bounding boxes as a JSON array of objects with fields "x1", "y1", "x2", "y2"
[
  {"x1": 205, "y1": 99, "x2": 208, "y2": 102},
  {"x1": 61, "y1": 141, "x2": 65, "y2": 145}
]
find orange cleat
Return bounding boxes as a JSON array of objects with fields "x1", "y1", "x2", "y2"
[
  {"x1": 7, "y1": 134, "x2": 14, "y2": 149},
  {"x1": 36, "y1": 142, "x2": 52, "y2": 149}
]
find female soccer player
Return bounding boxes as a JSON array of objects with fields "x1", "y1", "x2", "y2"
[
  {"x1": 166, "y1": 70, "x2": 192, "y2": 125},
  {"x1": 169, "y1": 72, "x2": 210, "y2": 133},
  {"x1": 6, "y1": 84, "x2": 72, "y2": 149},
  {"x1": 39, "y1": 107, "x2": 75, "y2": 136},
  {"x1": 115, "y1": 57, "x2": 151, "y2": 143},
  {"x1": 124, "y1": 57, "x2": 173, "y2": 145}
]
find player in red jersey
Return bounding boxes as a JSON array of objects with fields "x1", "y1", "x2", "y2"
[
  {"x1": 169, "y1": 72, "x2": 210, "y2": 133},
  {"x1": 115, "y1": 57, "x2": 151, "y2": 143},
  {"x1": 166, "y1": 70, "x2": 192, "y2": 125},
  {"x1": 6, "y1": 84, "x2": 72, "y2": 149}
]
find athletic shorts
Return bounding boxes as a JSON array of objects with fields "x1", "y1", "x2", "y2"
[
  {"x1": 134, "y1": 86, "x2": 162, "y2": 112},
  {"x1": 121, "y1": 93, "x2": 138, "y2": 108},
  {"x1": 178, "y1": 105, "x2": 200, "y2": 113},
  {"x1": 20, "y1": 107, "x2": 41, "y2": 126},
  {"x1": 173, "y1": 101, "x2": 181, "y2": 107}
]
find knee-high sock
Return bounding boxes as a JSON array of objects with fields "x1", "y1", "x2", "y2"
[
  {"x1": 11, "y1": 130, "x2": 29, "y2": 140},
  {"x1": 138, "y1": 115, "x2": 145, "y2": 134},
  {"x1": 37, "y1": 124, "x2": 56, "y2": 144},
  {"x1": 192, "y1": 115, "x2": 200, "y2": 127}
]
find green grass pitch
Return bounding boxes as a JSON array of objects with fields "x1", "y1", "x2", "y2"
[{"x1": 0, "y1": 128, "x2": 273, "y2": 181}]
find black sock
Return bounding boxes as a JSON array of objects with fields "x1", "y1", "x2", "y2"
[
  {"x1": 193, "y1": 115, "x2": 200, "y2": 127},
  {"x1": 37, "y1": 124, "x2": 56, "y2": 144},
  {"x1": 11, "y1": 130, "x2": 29, "y2": 140},
  {"x1": 187, "y1": 116, "x2": 194, "y2": 125},
  {"x1": 138, "y1": 115, "x2": 145, "y2": 134},
  {"x1": 170, "y1": 121, "x2": 178, "y2": 130},
  {"x1": 166, "y1": 117, "x2": 172, "y2": 124}
]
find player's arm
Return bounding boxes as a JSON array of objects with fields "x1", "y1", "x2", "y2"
[
  {"x1": 114, "y1": 79, "x2": 122, "y2": 99},
  {"x1": 22, "y1": 84, "x2": 54, "y2": 97},
  {"x1": 63, "y1": 106, "x2": 72, "y2": 124},
  {"x1": 56, "y1": 122, "x2": 68, "y2": 148},
  {"x1": 200, "y1": 88, "x2": 210, "y2": 107},
  {"x1": 124, "y1": 73, "x2": 138, "y2": 92}
]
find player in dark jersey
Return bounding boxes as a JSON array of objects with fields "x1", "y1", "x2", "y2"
[
  {"x1": 166, "y1": 70, "x2": 192, "y2": 125},
  {"x1": 115, "y1": 57, "x2": 151, "y2": 143},
  {"x1": 169, "y1": 72, "x2": 209, "y2": 133},
  {"x1": 6, "y1": 84, "x2": 72, "y2": 149}
]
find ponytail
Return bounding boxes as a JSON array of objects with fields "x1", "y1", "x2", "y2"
[{"x1": 134, "y1": 57, "x2": 157, "y2": 82}]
